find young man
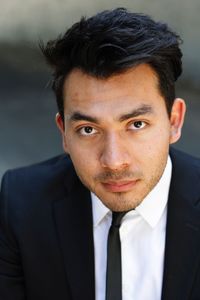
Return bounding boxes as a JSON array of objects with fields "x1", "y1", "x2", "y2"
[{"x1": 0, "y1": 8, "x2": 200, "y2": 300}]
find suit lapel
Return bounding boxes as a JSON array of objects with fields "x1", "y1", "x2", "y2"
[
  {"x1": 53, "y1": 165, "x2": 95, "y2": 300},
  {"x1": 162, "y1": 150, "x2": 200, "y2": 300}
]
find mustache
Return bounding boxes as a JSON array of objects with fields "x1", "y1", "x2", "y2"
[{"x1": 95, "y1": 170, "x2": 143, "y2": 181}]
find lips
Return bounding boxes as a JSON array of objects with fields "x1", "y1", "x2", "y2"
[{"x1": 102, "y1": 180, "x2": 138, "y2": 192}]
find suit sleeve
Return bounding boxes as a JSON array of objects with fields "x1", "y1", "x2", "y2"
[{"x1": 0, "y1": 172, "x2": 26, "y2": 300}]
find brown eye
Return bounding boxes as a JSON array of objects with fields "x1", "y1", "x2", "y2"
[
  {"x1": 129, "y1": 121, "x2": 146, "y2": 130},
  {"x1": 79, "y1": 126, "x2": 98, "y2": 136},
  {"x1": 134, "y1": 121, "x2": 143, "y2": 128},
  {"x1": 84, "y1": 126, "x2": 93, "y2": 133}
]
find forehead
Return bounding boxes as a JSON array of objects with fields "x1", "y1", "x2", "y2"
[{"x1": 63, "y1": 64, "x2": 164, "y2": 114}]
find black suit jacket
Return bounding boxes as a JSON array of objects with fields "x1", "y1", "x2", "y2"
[{"x1": 0, "y1": 148, "x2": 200, "y2": 300}]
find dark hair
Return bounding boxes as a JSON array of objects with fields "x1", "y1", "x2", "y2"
[{"x1": 40, "y1": 8, "x2": 183, "y2": 120}]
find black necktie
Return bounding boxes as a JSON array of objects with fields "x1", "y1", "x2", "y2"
[{"x1": 106, "y1": 211, "x2": 126, "y2": 300}]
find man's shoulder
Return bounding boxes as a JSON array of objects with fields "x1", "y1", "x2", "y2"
[
  {"x1": 2, "y1": 154, "x2": 71, "y2": 179},
  {"x1": 169, "y1": 147, "x2": 200, "y2": 207},
  {"x1": 0, "y1": 155, "x2": 79, "y2": 243},
  {"x1": 0, "y1": 154, "x2": 75, "y2": 198},
  {"x1": 170, "y1": 147, "x2": 200, "y2": 171}
]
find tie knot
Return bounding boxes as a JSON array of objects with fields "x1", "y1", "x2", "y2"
[{"x1": 111, "y1": 211, "x2": 127, "y2": 227}]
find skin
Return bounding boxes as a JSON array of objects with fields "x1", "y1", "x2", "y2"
[{"x1": 56, "y1": 64, "x2": 186, "y2": 212}]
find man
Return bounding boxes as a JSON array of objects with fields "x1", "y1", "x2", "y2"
[{"x1": 0, "y1": 7, "x2": 200, "y2": 300}]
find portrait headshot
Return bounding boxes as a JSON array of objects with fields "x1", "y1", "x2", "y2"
[{"x1": 0, "y1": 3, "x2": 200, "y2": 300}]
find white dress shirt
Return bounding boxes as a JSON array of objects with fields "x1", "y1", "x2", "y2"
[{"x1": 91, "y1": 156, "x2": 172, "y2": 300}]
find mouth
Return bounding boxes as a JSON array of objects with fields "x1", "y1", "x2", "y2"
[{"x1": 101, "y1": 180, "x2": 139, "y2": 193}]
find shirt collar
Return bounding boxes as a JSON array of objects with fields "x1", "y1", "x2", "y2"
[
  {"x1": 91, "y1": 156, "x2": 172, "y2": 228},
  {"x1": 135, "y1": 156, "x2": 172, "y2": 227},
  {"x1": 91, "y1": 192, "x2": 110, "y2": 227}
]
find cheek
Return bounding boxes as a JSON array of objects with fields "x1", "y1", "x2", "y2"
[
  {"x1": 66, "y1": 133, "x2": 100, "y2": 162},
  {"x1": 133, "y1": 129, "x2": 170, "y2": 167},
  {"x1": 131, "y1": 127, "x2": 170, "y2": 155},
  {"x1": 67, "y1": 144, "x2": 98, "y2": 177},
  {"x1": 149, "y1": 126, "x2": 171, "y2": 149}
]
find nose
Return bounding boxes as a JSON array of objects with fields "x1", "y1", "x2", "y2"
[{"x1": 99, "y1": 133, "x2": 130, "y2": 171}]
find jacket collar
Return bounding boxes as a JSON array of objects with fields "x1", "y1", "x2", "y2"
[{"x1": 53, "y1": 158, "x2": 95, "y2": 300}]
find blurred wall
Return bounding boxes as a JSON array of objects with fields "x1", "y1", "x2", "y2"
[{"x1": 0, "y1": 0, "x2": 199, "y2": 179}]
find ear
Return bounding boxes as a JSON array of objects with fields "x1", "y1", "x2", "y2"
[
  {"x1": 169, "y1": 98, "x2": 186, "y2": 144},
  {"x1": 55, "y1": 113, "x2": 69, "y2": 153}
]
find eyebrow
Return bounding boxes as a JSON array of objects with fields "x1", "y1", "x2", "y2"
[
  {"x1": 118, "y1": 104, "x2": 153, "y2": 122},
  {"x1": 66, "y1": 104, "x2": 153, "y2": 124},
  {"x1": 66, "y1": 112, "x2": 99, "y2": 123}
]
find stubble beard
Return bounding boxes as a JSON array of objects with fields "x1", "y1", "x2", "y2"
[
  {"x1": 76, "y1": 157, "x2": 167, "y2": 212},
  {"x1": 96, "y1": 167, "x2": 166, "y2": 211}
]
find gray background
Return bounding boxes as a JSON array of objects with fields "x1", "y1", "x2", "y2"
[{"x1": 0, "y1": 0, "x2": 199, "y2": 180}]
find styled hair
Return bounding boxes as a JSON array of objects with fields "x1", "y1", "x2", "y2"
[{"x1": 40, "y1": 8, "x2": 183, "y2": 120}]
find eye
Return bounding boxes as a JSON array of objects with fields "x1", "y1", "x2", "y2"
[
  {"x1": 129, "y1": 121, "x2": 146, "y2": 130},
  {"x1": 78, "y1": 126, "x2": 98, "y2": 136}
]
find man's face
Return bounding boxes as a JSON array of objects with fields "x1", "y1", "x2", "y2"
[{"x1": 57, "y1": 64, "x2": 186, "y2": 211}]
